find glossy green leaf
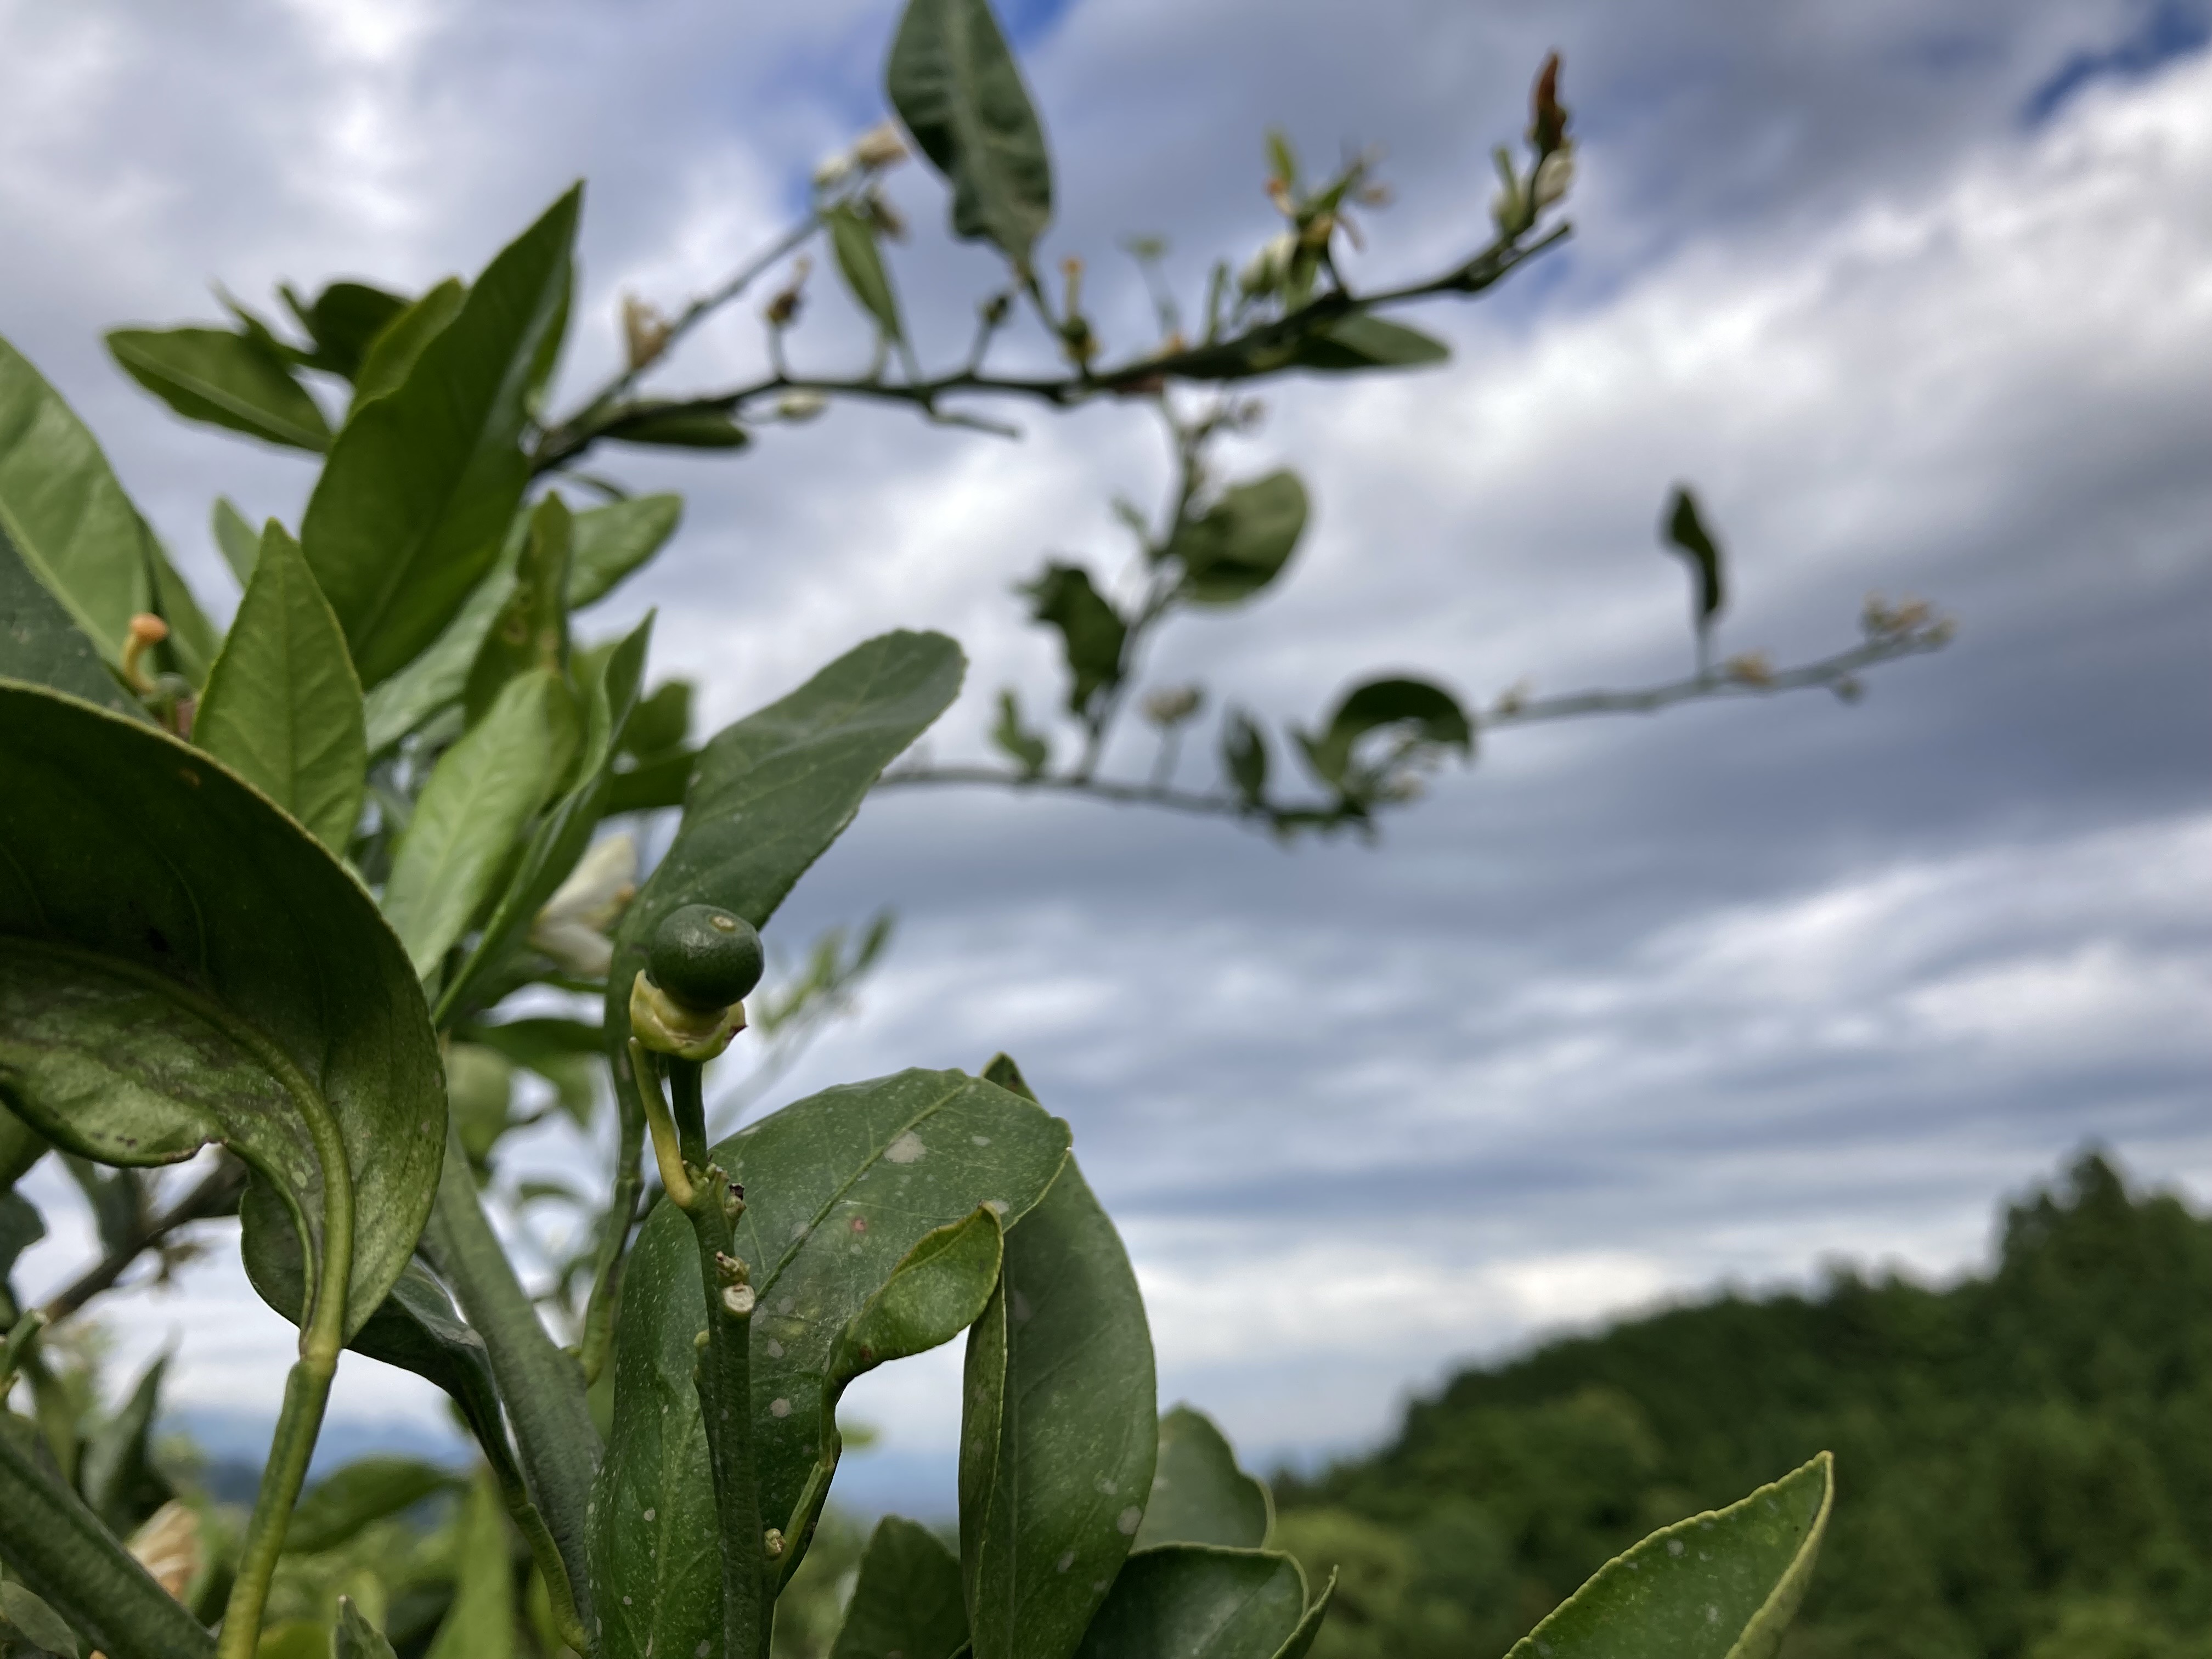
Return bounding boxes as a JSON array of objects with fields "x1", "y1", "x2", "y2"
[
  {"x1": 602, "y1": 629, "x2": 963, "y2": 1074},
  {"x1": 830, "y1": 1205, "x2": 1004, "y2": 1395},
  {"x1": 888, "y1": 0, "x2": 1053, "y2": 264},
  {"x1": 1663, "y1": 484, "x2": 1726, "y2": 626},
  {"x1": 350, "y1": 278, "x2": 465, "y2": 409},
  {"x1": 0, "y1": 335, "x2": 179, "y2": 671},
  {"x1": 832, "y1": 1516, "x2": 969, "y2": 1659},
  {"x1": 568, "y1": 493, "x2": 681, "y2": 609},
  {"x1": 381, "y1": 665, "x2": 578, "y2": 982},
  {"x1": 1074, "y1": 1547, "x2": 1310, "y2": 1659},
  {"x1": 1289, "y1": 315, "x2": 1450, "y2": 374},
  {"x1": 105, "y1": 327, "x2": 331, "y2": 452},
  {"x1": 0, "y1": 517, "x2": 142, "y2": 719},
  {"x1": 282, "y1": 280, "x2": 411, "y2": 382},
  {"x1": 1024, "y1": 565, "x2": 1124, "y2": 715},
  {"x1": 462, "y1": 493, "x2": 571, "y2": 724},
  {"x1": 358, "y1": 507, "x2": 529, "y2": 757},
  {"x1": 192, "y1": 520, "x2": 367, "y2": 851},
  {"x1": 435, "y1": 614, "x2": 651, "y2": 1023},
  {"x1": 2, "y1": 1578, "x2": 82, "y2": 1658},
  {"x1": 828, "y1": 204, "x2": 906, "y2": 342},
  {"x1": 0, "y1": 682, "x2": 444, "y2": 1344},
  {"x1": 302, "y1": 190, "x2": 577, "y2": 687},
  {"x1": 0, "y1": 1388, "x2": 216, "y2": 1659},
  {"x1": 991, "y1": 687, "x2": 1048, "y2": 777},
  {"x1": 1136, "y1": 1406, "x2": 1272, "y2": 1550},
  {"x1": 78, "y1": 1355, "x2": 173, "y2": 1534},
  {"x1": 286, "y1": 1457, "x2": 456, "y2": 1555},
  {"x1": 1167, "y1": 472, "x2": 1308, "y2": 607},
  {"x1": 335, "y1": 1596, "x2": 400, "y2": 1659},
  {"x1": 592, "y1": 1069, "x2": 1068, "y2": 1659},
  {"x1": 1296, "y1": 677, "x2": 1471, "y2": 794},
  {"x1": 1222, "y1": 712, "x2": 1267, "y2": 809},
  {"x1": 595, "y1": 400, "x2": 749, "y2": 449},
  {"x1": 424, "y1": 1471, "x2": 516, "y2": 1659},
  {"x1": 1504, "y1": 1452, "x2": 1833, "y2": 1659},
  {"x1": 962, "y1": 1155, "x2": 1156, "y2": 1659},
  {"x1": 211, "y1": 496, "x2": 261, "y2": 586}
]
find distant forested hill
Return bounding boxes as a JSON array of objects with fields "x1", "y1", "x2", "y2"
[{"x1": 1273, "y1": 1154, "x2": 2212, "y2": 1659}]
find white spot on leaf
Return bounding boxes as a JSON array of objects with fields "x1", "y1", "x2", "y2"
[
  {"x1": 972, "y1": 1135, "x2": 991, "y2": 1146},
  {"x1": 771, "y1": 1398, "x2": 792, "y2": 1418},
  {"x1": 1056, "y1": 1550, "x2": 1075, "y2": 1572},
  {"x1": 766, "y1": 1339, "x2": 785, "y2": 1359},
  {"x1": 1667, "y1": 1539, "x2": 1685, "y2": 1556},
  {"x1": 1116, "y1": 1506, "x2": 1143, "y2": 1535},
  {"x1": 884, "y1": 1131, "x2": 926, "y2": 1164}
]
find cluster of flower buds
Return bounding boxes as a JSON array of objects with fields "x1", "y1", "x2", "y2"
[
  {"x1": 1862, "y1": 593, "x2": 1954, "y2": 643},
  {"x1": 812, "y1": 120, "x2": 911, "y2": 193},
  {"x1": 1239, "y1": 137, "x2": 1388, "y2": 306},
  {"x1": 1492, "y1": 52, "x2": 1575, "y2": 239}
]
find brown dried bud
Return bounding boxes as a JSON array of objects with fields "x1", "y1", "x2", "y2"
[{"x1": 1530, "y1": 52, "x2": 1569, "y2": 153}]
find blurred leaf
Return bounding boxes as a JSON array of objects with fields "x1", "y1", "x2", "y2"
[
  {"x1": 1221, "y1": 712, "x2": 1268, "y2": 809},
  {"x1": 286, "y1": 1457, "x2": 457, "y2": 1556},
  {"x1": 1167, "y1": 472, "x2": 1307, "y2": 606},
  {"x1": 464, "y1": 1017, "x2": 603, "y2": 1068},
  {"x1": 302, "y1": 189, "x2": 577, "y2": 687},
  {"x1": 887, "y1": 0, "x2": 1053, "y2": 265},
  {"x1": 192, "y1": 519, "x2": 367, "y2": 851},
  {"x1": 0, "y1": 1190, "x2": 45, "y2": 1292},
  {"x1": 424, "y1": 1471, "x2": 516, "y2": 1659},
  {"x1": 445, "y1": 1042, "x2": 517, "y2": 1171},
  {"x1": 567, "y1": 493, "x2": 681, "y2": 609},
  {"x1": 1024, "y1": 565, "x2": 1125, "y2": 715},
  {"x1": 0, "y1": 516, "x2": 143, "y2": 720},
  {"x1": 462, "y1": 493, "x2": 571, "y2": 725},
  {"x1": 596, "y1": 401, "x2": 749, "y2": 449},
  {"x1": 281, "y1": 280, "x2": 410, "y2": 382},
  {"x1": 381, "y1": 666, "x2": 579, "y2": 982},
  {"x1": 592, "y1": 1070, "x2": 1068, "y2": 1659},
  {"x1": 350, "y1": 278, "x2": 465, "y2": 409},
  {"x1": 828, "y1": 204, "x2": 906, "y2": 342},
  {"x1": 963, "y1": 1154, "x2": 1156, "y2": 1659},
  {"x1": 1663, "y1": 484, "x2": 1725, "y2": 626},
  {"x1": 618, "y1": 679, "x2": 691, "y2": 760},
  {"x1": 78, "y1": 1355, "x2": 174, "y2": 1535},
  {"x1": 335, "y1": 1595, "x2": 400, "y2": 1659},
  {"x1": 211, "y1": 496, "x2": 261, "y2": 586},
  {"x1": 1074, "y1": 1546, "x2": 1318, "y2": 1659},
  {"x1": 105, "y1": 327, "x2": 330, "y2": 452},
  {"x1": 1266, "y1": 130, "x2": 1302, "y2": 198},
  {"x1": 602, "y1": 747, "x2": 694, "y2": 814},
  {"x1": 1, "y1": 1579, "x2": 81, "y2": 1658},
  {"x1": 1136, "y1": 1407, "x2": 1272, "y2": 1551},
  {"x1": 0, "y1": 681, "x2": 444, "y2": 1345},
  {"x1": 1289, "y1": 315, "x2": 1449, "y2": 373},
  {"x1": 1295, "y1": 676, "x2": 1471, "y2": 796},
  {"x1": 1504, "y1": 1453, "x2": 1832, "y2": 1659},
  {"x1": 991, "y1": 687, "x2": 1049, "y2": 776},
  {"x1": 831, "y1": 1516, "x2": 969, "y2": 1659}
]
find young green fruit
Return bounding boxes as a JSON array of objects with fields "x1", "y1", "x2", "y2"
[{"x1": 647, "y1": 904, "x2": 765, "y2": 1012}]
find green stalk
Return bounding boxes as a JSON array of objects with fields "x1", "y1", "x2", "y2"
[{"x1": 663, "y1": 1057, "x2": 767, "y2": 1659}]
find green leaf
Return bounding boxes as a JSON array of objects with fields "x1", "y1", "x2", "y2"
[
  {"x1": 828, "y1": 204, "x2": 906, "y2": 342},
  {"x1": 603, "y1": 630, "x2": 963, "y2": 1075},
  {"x1": 962, "y1": 1155, "x2": 1156, "y2": 1659},
  {"x1": 0, "y1": 516, "x2": 142, "y2": 719},
  {"x1": 1136, "y1": 1407, "x2": 1272, "y2": 1550},
  {"x1": 592, "y1": 1069, "x2": 1069, "y2": 1659},
  {"x1": 380, "y1": 665, "x2": 579, "y2": 983},
  {"x1": 462, "y1": 493, "x2": 571, "y2": 724},
  {"x1": 78, "y1": 1355, "x2": 174, "y2": 1534},
  {"x1": 0, "y1": 334, "x2": 182, "y2": 672},
  {"x1": 0, "y1": 682, "x2": 444, "y2": 1345},
  {"x1": 0, "y1": 1414, "x2": 211, "y2": 1659},
  {"x1": 618, "y1": 679, "x2": 690, "y2": 760},
  {"x1": 105, "y1": 327, "x2": 331, "y2": 453},
  {"x1": 349, "y1": 278, "x2": 465, "y2": 409},
  {"x1": 991, "y1": 687, "x2": 1049, "y2": 777},
  {"x1": 434, "y1": 614, "x2": 651, "y2": 1023},
  {"x1": 211, "y1": 496, "x2": 261, "y2": 586},
  {"x1": 424, "y1": 1471, "x2": 517, "y2": 1659},
  {"x1": 1288, "y1": 315, "x2": 1450, "y2": 374},
  {"x1": 568, "y1": 493, "x2": 681, "y2": 609},
  {"x1": 359, "y1": 509, "x2": 529, "y2": 757},
  {"x1": 1504, "y1": 1452, "x2": 1833, "y2": 1659},
  {"x1": 887, "y1": 0, "x2": 1054, "y2": 265},
  {"x1": 829, "y1": 1205, "x2": 1005, "y2": 1396},
  {"x1": 1663, "y1": 484, "x2": 1726, "y2": 626},
  {"x1": 603, "y1": 747, "x2": 693, "y2": 814},
  {"x1": 1074, "y1": 1546, "x2": 1313, "y2": 1659},
  {"x1": 595, "y1": 400, "x2": 750, "y2": 449},
  {"x1": 1, "y1": 1578, "x2": 82, "y2": 1659},
  {"x1": 191, "y1": 520, "x2": 368, "y2": 852},
  {"x1": 1024, "y1": 565, "x2": 1125, "y2": 715},
  {"x1": 0, "y1": 1189, "x2": 44, "y2": 1290},
  {"x1": 282, "y1": 280, "x2": 411, "y2": 382},
  {"x1": 1295, "y1": 677, "x2": 1471, "y2": 795},
  {"x1": 1167, "y1": 472, "x2": 1307, "y2": 607},
  {"x1": 1221, "y1": 712, "x2": 1267, "y2": 809},
  {"x1": 285, "y1": 1456, "x2": 456, "y2": 1555},
  {"x1": 302, "y1": 190, "x2": 577, "y2": 687},
  {"x1": 832, "y1": 1516, "x2": 970, "y2": 1659},
  {"x1": 335, "y1": 1596, "x2": 400, "y2": 1659}
]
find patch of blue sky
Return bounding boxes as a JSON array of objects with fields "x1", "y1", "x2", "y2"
[{"x1": 2024, "y1": 0, "x2": 2208, "y2": 123}]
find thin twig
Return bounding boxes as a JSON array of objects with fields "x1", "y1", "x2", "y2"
[{"x1": 42, "y1": 1155, "x2": 249, "y2": 1325}]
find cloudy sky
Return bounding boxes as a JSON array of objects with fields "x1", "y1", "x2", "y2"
[{"x1": 4, "y1": 0, "x2": 2208, "y2": 1506}]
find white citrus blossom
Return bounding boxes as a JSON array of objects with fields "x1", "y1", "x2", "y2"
[{"x1": 529, "y1": 832, "x2": 637, "y2": 977}]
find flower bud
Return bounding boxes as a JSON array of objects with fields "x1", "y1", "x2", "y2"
[
  {"x1": 1142, "y1": 685, "x2": 1203, "y2": 727},
  {"x1": 776, "y1": 391, "x2": 828, "y2": 422},
  {"x1": 1531, "y1": 145, "x2": 1575, "y2": 212},
  {"x1": 851, "y1": 120, "x2": 909, "y2": 170},
  {"x1": 812, "y1": 151, "x2": 856, "y2": 192},
  {"x1": 621, "y1": 294, "x2": 672, "y2": 371}
]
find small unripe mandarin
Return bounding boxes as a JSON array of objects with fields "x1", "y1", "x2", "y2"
[{"x1": 647, "y1": 905, "x2": 764, "y2": 1011}]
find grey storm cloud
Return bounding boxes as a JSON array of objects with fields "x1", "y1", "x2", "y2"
[{"x1": 2, "y1": 0, "x2": 2207, "y2": 1499}]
